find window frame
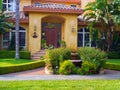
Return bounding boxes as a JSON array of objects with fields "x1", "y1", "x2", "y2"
[
  {"x1": 77, "y1": 27, "x2": 91, "y2": 47},
  {"x1": 2, "y1": 0, "x2": 15, "y2": 12},
  {"x1": 2, "y1": 28, "x2": 26, "y2": 48}
]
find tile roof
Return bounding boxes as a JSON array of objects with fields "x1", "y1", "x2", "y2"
[
  {"x1": 32, "y1": 0, "x2": 81, "y2": 3},
  {"x1": 24, "y1": 3, "x2": 83, "y2": 14},
  {"x1": 6, "y1": 11, "x2": 29, "y2": 23}
]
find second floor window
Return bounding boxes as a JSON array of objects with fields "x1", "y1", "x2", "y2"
[{"x1": 3, "y1": 0, "x2": 15, "y2": 11}]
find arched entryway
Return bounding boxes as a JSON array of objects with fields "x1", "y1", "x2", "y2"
[{"x1": 41, "y1": 15, "x2": 65, "y2": 49}]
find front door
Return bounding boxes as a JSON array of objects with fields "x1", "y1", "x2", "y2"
[{"x1": 45, "y1": 28, "x2": 59, "y2": 47}]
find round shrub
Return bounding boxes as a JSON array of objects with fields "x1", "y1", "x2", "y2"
[
  {"x1": 45, "y1": 48, "x2": 72, "y2": 73},
  {"x1": 77, "y1": 61, "x2": 97, "y2": 75},
  {"x1": 77, "y1": 47, "x2": 107, "y2": 69},
  {"x1": 59, "y1": 60, "x2": 76, "y2": 75}
]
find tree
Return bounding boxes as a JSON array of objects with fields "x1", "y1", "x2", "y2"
[
  {"x1": 0, "y1": 0, "x2": 13, "y2": 34},
  {"x1": 15, "y1": 0, "x2": 20, "y2": 59},
  {"x1": 83, "y1": 0, "x2": 120, "y2": 51}
]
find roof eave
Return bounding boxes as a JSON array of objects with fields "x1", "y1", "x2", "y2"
[{"x1": 23, "y1": 7, "x2": 83, "y2": 15}]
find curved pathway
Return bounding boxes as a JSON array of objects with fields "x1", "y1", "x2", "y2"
[{"x1": 0, "y1": 67, "x2": 120, "y2": 80}]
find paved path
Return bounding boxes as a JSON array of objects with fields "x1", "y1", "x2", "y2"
[{"x1": 0, "y1": 67, "x2": 120, "y2": 80}]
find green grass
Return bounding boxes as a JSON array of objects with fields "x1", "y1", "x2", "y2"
[
  {"x1": 0, "y1": 58, "x2": 34, "y2": 66},
  {"x1": 104, "y1": 59, "x2": 120, "y2": 70},
  {"x1": 106, "y1": 59, "x2": 120, "y2": 65},
  {"x1": 0, "y1": 80, "x2": 120, "y2": 90}
]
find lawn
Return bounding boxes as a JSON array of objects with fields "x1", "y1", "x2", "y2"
[
  {"x1": 0, "y1": 80, "x2": 120, "y2": 90},
  {"x1": 0, "y1": 58, "x2": 34, "y2": 66},
  {"x1": 106, "y1": 59, "x2": 120, "y2": 65}
]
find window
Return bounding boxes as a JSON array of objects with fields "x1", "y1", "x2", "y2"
[
  {"x1": 3, "y1": 0, "x2": 15, "y2": 11},
  {"x1": 77, "y1": 27, "x2": 91, "y2": 47},
  {"x1": 2, "y1": 32, "x2": 10, "y2": 48},
  {"x1": 2, "y1": 27, "x2": 26, "y2": 48}
]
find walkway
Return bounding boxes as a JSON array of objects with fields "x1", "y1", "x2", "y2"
[{"x1": 0, "y1": 67, "x2": 120, "y2": 80}]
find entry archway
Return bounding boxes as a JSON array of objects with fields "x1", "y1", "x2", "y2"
[{"x1": 41, "y1": 15, "x2": 65, "y2": 49}]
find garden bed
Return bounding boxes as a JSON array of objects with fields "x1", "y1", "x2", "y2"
[{"x1": 0, "y1": 59, "x2": 45, "y2": 74}]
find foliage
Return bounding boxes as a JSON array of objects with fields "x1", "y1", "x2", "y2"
[
  {"x1": 77, "y1": 47, "x2": 107, "y2": 70},
  {"x1": 45, "y1": 48, "x2": 72, "y2": 73},
  {"x1": 0, "y1": 1, "x2": 13, "y2": 33},
  {"x1": 104, "y1": 59, "x2": 120, "y2": 70},
  {"x1": 77, "y1": 61, "x2": 97, "y2": 75},
  {"x1": 58, "y1": 60, "x2": 76, "y2": 75},
  {"x1": 112, "y1": 32, "x2": 120, "y2": 52},
  {"x1": 0, "y1": 60, "x2": 45, "y2": 74},
  {"x1": 0, "y1": 51, "x2": 31, "y2": 59},
  {"x1": 83, "y1": 0, "x2": 120, "y2": 51},
  {"x1": 60, "y1": 40, "x2": 66, "y2": 47},
  {"x1": 108, "y1": 51, "x2": 120, "y2": 59}
]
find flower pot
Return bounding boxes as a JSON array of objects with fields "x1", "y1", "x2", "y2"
[{"x1": 45, "y1": 66, "x2": 53, "y2": 75}]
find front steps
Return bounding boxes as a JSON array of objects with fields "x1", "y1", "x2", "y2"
[{"x1": 31, "y1": 50, "x2": 46, "y2": 60}]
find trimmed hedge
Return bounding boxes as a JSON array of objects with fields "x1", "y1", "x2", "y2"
[
  {"x1": 0, "y1": 60, "x2": 45, "y2": 74},
  {"x1": 104, "y1": 63, "x2": 120, "y2": 71},
  {"x1": 0, "y1": 51, "x2": 31, "y2": 59},
  {"x1": 107, "y1": 51, "x2": 120, "y2": 59}
]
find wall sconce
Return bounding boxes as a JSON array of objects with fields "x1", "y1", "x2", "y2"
[
  {"x1": 71, "y1": 27, "x2": 75, "y2": 33},
  {"x1": 32, "y1": 25, "x2": 38, "y2": 38}
]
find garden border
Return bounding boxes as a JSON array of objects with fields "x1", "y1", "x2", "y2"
[
  {"x1": 104, "y1": 63, "x2": 120, "y2": 71},
  {"x1": 0, "y1": 60, "x2": 45, "y2": 75}
]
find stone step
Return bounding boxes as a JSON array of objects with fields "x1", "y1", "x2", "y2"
[{"x1": 31, "y1": 50, "x2": 46, "y2": 60}]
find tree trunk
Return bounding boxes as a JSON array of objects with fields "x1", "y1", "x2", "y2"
[{"x1": 15, "y1": 0, "x2": 20, "y2": 59}]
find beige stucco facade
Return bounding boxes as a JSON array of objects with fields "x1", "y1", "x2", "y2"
[
  {"x1": 28, "y1": 12, "x2": 78, "y2": 54},
  {"x1": 1, "y1": 0, "x2": 120, "y2": 55}
]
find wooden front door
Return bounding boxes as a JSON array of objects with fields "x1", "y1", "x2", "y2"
[{"x1": 45, "y1": 28, "x2": 60, "y2": 47}]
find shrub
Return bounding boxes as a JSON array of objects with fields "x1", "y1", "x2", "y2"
[
  {"x1": 58, "y1": 60, "x2": 76, "y2": 75},
  {"x1": 0, "y1": 50, "x2": 31, "y2": 59},
  {"x1": 77, "y1": 61, "x2": 97, "y2": 75},
  {"x1": 108, "y1": 51, "x2": 120, "y2": 59},
  {"x1": 104, "y1": 63, "x2": 120, "y2": 71},
  {"x1": 0, "y1": 60, "x2": 45, "y2": 74},
  {"x1": 77, "y1": 47, "x2": 107, "y2": 69},
  {"x1": 45, "y1": 48, "x2": 72, "y2": 72}
]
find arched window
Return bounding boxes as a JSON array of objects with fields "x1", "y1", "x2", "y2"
[
  {"x1": 77, "y1": 27, "x2": 91, "y2": 47},
  {"x1": 2, "y1": 26, "x2": 26, "y2": 48}
]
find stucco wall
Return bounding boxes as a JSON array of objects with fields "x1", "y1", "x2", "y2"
[
  {"x1": 28, "y1": 12, "x2": 78, "y2": 54},
  {"x1": 20, "y1": 0, "x2": 31, "y2": 11}
]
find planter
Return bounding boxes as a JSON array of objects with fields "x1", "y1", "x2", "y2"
[
  {"x1": 99, "y1": 68, "x2": 105, "y2": 75},
  {"x1": 45, "y1": 66, "x2": 53, "y2": 75}
]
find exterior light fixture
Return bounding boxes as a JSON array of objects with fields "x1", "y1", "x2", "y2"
[
  {"x1": 32, "y1": 25, "x2": 38, "y2": 38},
  {"x1": 71, "y1": 27, "x2": 75, "y2": 32}
]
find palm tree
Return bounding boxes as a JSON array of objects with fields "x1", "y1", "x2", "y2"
[
  {"x1": 83, "y1": 0, "x2": 120, "y2": 51},
  {"x1": 15, "y1": 0, "x2": 20, "y2": 59},
  {"x1": 0, "y1": 0, "x2": 13, "y2": 34}
]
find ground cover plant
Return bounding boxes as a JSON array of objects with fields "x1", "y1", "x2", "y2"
[{"x1": 0, "y1": 80, "x2": 120, "y2": 90}]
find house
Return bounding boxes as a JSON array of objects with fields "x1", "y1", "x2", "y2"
[{"x1": 0, "y1": 0, "x2": 120, "y2": 54}]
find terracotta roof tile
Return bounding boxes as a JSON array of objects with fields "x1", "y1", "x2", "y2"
[
  {"x1": 24, "y1": 3, "x2": 83, "y2": 14},
  {"x1": 32, "y1": 0, "x2": 81, "y2": 3}
]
